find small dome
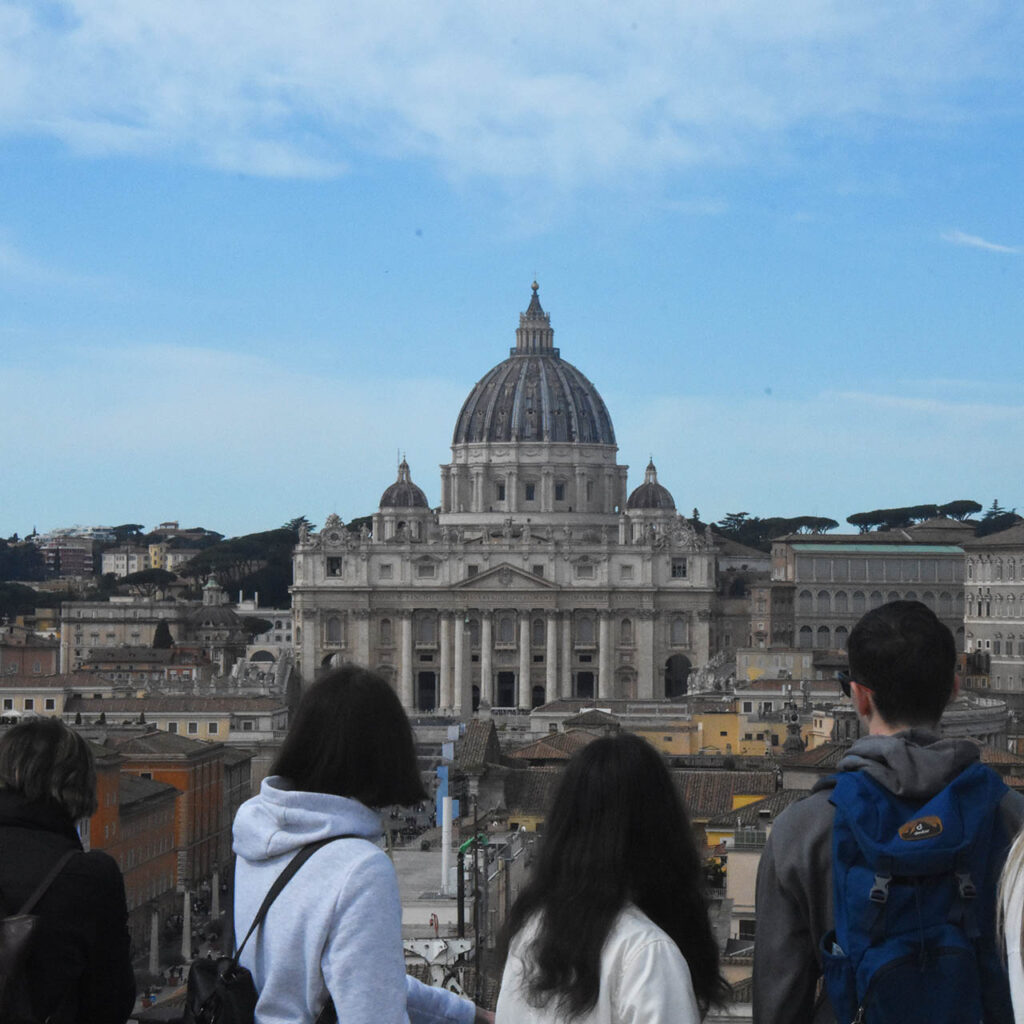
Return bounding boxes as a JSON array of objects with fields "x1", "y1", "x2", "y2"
[
  {"x1": 380, "y1": 459, "x2": 429, "y2": 509},
  {"x1": 626, "y1": 460, "x2": 676, "y2": 511},
  {"x1": 187, "y1": 605, "x2": 241, "y2": 628}
]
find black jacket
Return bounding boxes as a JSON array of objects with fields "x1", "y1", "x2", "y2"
[{"x1": 0, "y1": 790, "x2": 135, "y2": 1024}]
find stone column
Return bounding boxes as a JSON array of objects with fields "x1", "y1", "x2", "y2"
[
  {"x1": 355, "y1": 609, "x2": 371, "y2": 666},
  {"x1": 518, "y1": 613, "x2": 532, "y2": 709},
  {"x1": 561, "y1": 612, "x2": 573, "y2": 698},
  {"x1": 480, "y1": 612, "x2": 493, "y2": 705},
  {"x1": 508, "y1": 470, "x2": 518, "y2": 512},
  {"x1": 440, "y1": 466, "x2": 451, "y2": 513},
  {"x1": 439, "y1": 613, "x2": 453, "y2": 710},
  {"x1": 598, "y1": 613, "x2": 613, "y2": 699},
  {"x1": 542, "y1": 469, "x2": 553, "y2": 511},
  {"x1": 575, "y1": 469, "x2": 587, "y2": 512},
  {"x1": 638, "y1": 612, "x2": 656, "y2": 699},
  {"x1": 400, "y1": 613, "x2": 414, "y2": 709},
  {"x1": 545, "y1": 612, "x2": 558, "y2": 701},
  {"x1": 453, "y1": 613, "x2": 465, "y2": 715}
]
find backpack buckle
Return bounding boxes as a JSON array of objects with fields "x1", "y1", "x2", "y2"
[
  {"x1": 869, "y1": 873, "x2": 891, "y2": 904},
  {"x1": 956, "y1": 872, "x2": 976, "y2": 900}
]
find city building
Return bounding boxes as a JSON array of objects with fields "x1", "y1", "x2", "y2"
[
  {"x1": 101, "y1": 545, "x2": 152, "y2": 577},
  {"x1": 765, "y1": 519, "x2": 970, "y2": 654},
  {"x1": 292, "y1": 284, "x2": 722, "y2": 713},
  {"x1": 963, "y1": 523, "x2": 1024, "y2": 711}
]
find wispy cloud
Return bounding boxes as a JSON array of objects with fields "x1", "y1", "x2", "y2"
[
  {"x1": 0, "y1": 1, "x2": 1021, "y2": 184},
  {"x1": 0, "y1": 231, "x2": 101, "y2": 288},
  {"x1": 941, "y1": 230, "x2": 1021, "y2": 254}
]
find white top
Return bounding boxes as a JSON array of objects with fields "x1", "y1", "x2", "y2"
[
  {"x1": 1004, "y1": 860, "x2": 1024, "y2": 1021},
  {"x1": 233, "y1": 776, "x2": 474, "y2": 1024},
  {"x1": 495, "y1": 904, "x2": 701, "y2": 1024}
]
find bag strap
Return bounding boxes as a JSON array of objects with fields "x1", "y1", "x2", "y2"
[
  {"x1": 234, "y1": 834, "x2": 358, "y2": 962},
  {"x1": 12, "y1": 849, "x2": 78, "y2": 916}
]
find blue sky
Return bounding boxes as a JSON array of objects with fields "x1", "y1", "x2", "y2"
[{"x1": 2, "y1": 0, "x2": 1022, "y2": 540}]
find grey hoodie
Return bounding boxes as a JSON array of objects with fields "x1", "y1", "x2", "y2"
[
  {"x1": 233, "y1": 776, "x2": 474, "y2": 1024},
  {"x1": 751, "y1": 731, "x2": 1024, "y2": 1024}
]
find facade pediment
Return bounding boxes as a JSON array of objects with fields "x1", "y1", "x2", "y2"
[{"x1": 453, "y1": 562, "x2": 558, "y2": 591}]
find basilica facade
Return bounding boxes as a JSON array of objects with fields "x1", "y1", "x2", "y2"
[{"x1": 291, "y1": 284, "x2": 721, "y2": 714}]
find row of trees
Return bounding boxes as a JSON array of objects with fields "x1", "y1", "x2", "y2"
[{"x1": 714, "y1": 499, "x2": 1020, "y2": 551}]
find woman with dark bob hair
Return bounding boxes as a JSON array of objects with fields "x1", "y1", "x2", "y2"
[
  {"x1": 0, "y1": 717, "x2": 135, "y2": 1023},
  {"x1": 232, "y1": 664, "x2": 491, "y2": 1023},
  {"x1": 496, "y1": 732, "x2": 728, "y2": 1023}
]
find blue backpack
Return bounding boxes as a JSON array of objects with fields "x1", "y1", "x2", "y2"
[{"x1": 820, "y1": 762, "x2": 1014, "y2": 1024}]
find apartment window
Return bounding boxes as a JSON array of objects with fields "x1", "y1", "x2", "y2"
[
  {"x1": 496, "y1": 483, "x2": 506, "y2": 501},
  {"x1": 417, "y1": 563, "x2": 436, "y2": 579},
  {"x1": 242, "y1": 720, "x2": 254, "y2": 732},
  {"x1": 2, "y1": 699, "x2": 12, "y2": 710},
  {"x1": 23, "y1": 699, "x2": 34, "y2": 711},
  {"x1": 524, "y1": 483, "x2": 536, "y2": 501},
  {"x1": 554, "y1": 482, "x2": 565, "y2": 501},
  {"x1": 576, "y1": 563, "x2": 595, "y2": 580},
  {"x1": 619, "y1": 564, "x2": 634, "y2": 580},
  {"x1": 532, "y1": 564, "x2": 544, "y2": 578},
  {"x1": 140, "y1": 772, "x2": 152, "y2": 780},
  {"x1": 671, "y1": 559, "x2": 687, "y2": 579},
  {"x1": 327, "y1": 557, "x2": 343, "y2": 576},
  {"x1": 467, "y1": 565, "x2": 479, "y2": 577},
  {"x1": 167, "y1": 722, "x2": 178, "y2": 734},
  {"x1": 187, "y1": 722, "x2": 199, "y2": 734},
  {"x1": 44, "y1": 698, "x2": 55, "y2": 711},
  {"x1": 379, "y1": 563, "x2": 393, "y2": 579},
  {"x1": 208, "y1": 722, "x2": 219, "y2": 734},
  {"x1": 742, "y1": 701, "x2": 752, "y2": 713}
]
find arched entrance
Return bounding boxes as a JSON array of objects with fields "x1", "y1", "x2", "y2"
[{"x1": 664, "y1": 654, "x2": 691, "y2": 698}]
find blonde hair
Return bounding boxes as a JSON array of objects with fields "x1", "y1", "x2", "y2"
[{"x1": 998, "y1": 828, "x2": 1024, "y2": 958}]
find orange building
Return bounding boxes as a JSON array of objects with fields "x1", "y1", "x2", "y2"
[{"x1": 103, "y1": 729, "x2": 227, "y2": 893}]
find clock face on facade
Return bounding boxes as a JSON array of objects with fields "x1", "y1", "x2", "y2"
[{"x1": 327, "y1": 531, "x2": 340, "y2": 543}]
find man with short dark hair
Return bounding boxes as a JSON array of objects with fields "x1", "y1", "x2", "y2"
[{"x1": 752, "y1": 600, "x2": 1024, "y2": 1023}]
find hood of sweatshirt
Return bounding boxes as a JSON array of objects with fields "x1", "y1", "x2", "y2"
[
  {"x1": 813, "y1": 728, "x2": 980, "y2": 801},
  {"x1": 232, "y1": 775, "x2": 384, "y2": 864}
]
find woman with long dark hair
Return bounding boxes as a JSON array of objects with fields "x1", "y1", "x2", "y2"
[
  {"x1": 496, "y1": 732, "x2": 727, "y2": 1023},
  {"x1": 233, "y1": 665, "x2": 490, "y2": 1023}
]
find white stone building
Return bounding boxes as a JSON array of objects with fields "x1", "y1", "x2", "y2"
[{"x1": 291, "y1": 284, "x2": 722, "y2": 714}]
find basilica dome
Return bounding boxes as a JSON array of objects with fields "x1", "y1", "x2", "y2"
[
  {"x1": 626, "y1": 460, "x2": 676, "y2": 511},
  {"x1": 452, "y1": 283, "x2": 616, "y2": 447}
]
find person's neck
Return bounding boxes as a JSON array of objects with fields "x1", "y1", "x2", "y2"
[{"x1": 867, "y1": 717, "x2": 936, "y2": 737}]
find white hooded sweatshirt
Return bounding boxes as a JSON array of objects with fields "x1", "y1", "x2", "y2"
[{"x1": 233, "y1": 776, "x2": 475, "y2": 1024}]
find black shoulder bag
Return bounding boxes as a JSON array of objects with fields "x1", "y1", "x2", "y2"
[
  {"x1": 0, "y1": 849, "x2": 78, "y2": 1024},
  {"x1": 183, "y1": 834, "x2": 355, "y2": 1024}
]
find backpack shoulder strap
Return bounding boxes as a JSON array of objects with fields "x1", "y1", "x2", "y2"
[
  {"x1": 15, "y1": 849, "x2": 78, "y2": 916},
  {"x1": 233, "y1": 834, "x2": 359, "y2": 961}
]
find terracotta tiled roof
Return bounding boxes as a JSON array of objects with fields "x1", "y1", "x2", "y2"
[
  {"x1": 104, "y1": 730, "x2": 219, "y2": 756},
  {"x1": 707, "y1": 789, "x2": 806, "y2": 828},
  {"x1": 962, "y1": 522, "x2": 1024, "y2": 549},
  {"x1": 0, "y1": 674, "x2": 72, "y2": 689},
  {"x1": 979, "y1": 745, "x2": 1024, "y2": 767},
  {"x1": 456, "y1": 719, "x2": 503, "y2": 771},
  {"x1": 672, "y1": 770, "x2": 777, "y2": 820},
  {"x1": 119, "y1": 773, "x2": 178, "y2": 808},
  {"x1": 508, "y1": 730, "x2": 596, "y2": 762},
  {"x1": 780, "y1": 741, "x2": 851, "y2": 769},
  {"x1": 505, "y1": 768, "x2": 561, "y2": 816},
  {"x1": 562, "y1": 709, "x2": 619, "y2": 727}
]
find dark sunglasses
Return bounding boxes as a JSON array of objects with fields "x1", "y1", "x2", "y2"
[{"x1": 836, "y1": 671, "x2": 851, "y2": 698}]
